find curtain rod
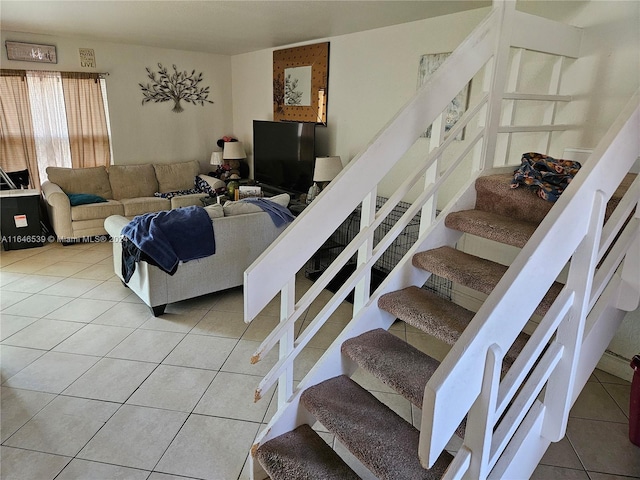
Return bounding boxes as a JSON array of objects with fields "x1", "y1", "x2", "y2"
[{"x1": 0, "y1": 69, "x2": 109, "y2": 78}]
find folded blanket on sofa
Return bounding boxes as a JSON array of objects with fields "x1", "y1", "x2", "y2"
[
  {"x1": 242, "y1": 197, "x2": 296, "y2": 227},
  {"x1": 121, "y1": 205, "x2": 215, "y2": 276}
]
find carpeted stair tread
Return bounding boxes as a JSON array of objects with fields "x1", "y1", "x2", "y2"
[
  {"x1": 341, "y1": 328, "x2": 441, "y2": 408},
  {"x1": 379, "y1": 286, "x2": 475, "y2": 346},
  {"x1": 413, "y1": 246, "x2": 563, "y2": 317},
  {"x1": 379, "y1": 286, "x2": 530, "y2": 371},
  {"x1": 445, "y1": 209, "x2": 539, "y2": 248},
  {"x1": 300, "y1": 375, "x2": 453, "y2": 480},
  {"x1": 475, "y1": 174, "x2": 552, "y2": 224},
  {"x1": 255, "y1": 424, "x2": 360, "y2": 480}
]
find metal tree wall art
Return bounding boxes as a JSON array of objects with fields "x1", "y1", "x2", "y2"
[{"x1": 139, "y1": 63, "x2": 213, "y2": 113}]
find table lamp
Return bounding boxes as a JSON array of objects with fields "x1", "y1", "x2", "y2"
[
  {"x1": 223, "y1": 141, "x2": 246, "y2": 161},
  {"x1": 308, "y1": 156, "x2": 342, "y2": 202}
]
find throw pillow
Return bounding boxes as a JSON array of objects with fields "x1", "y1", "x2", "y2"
[
  {"x1": 154, "y1": 189, "x2": 200, "y2": 199},
  {"x1": 195, "y1": 174, "x2": 226, "y2": 194},
  {"x1": 204, "y1": 204, "x2": 224, "y2": 219},
  {"x1": 67, "y1": 193, "x2": 108, "y2": 206},
  {"x1": 223, "y1": 193, "x2": 290, "y2": 216}
]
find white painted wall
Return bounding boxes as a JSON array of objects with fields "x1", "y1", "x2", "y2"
[{"x1": 0, "y1": 30, "x2": 234, "y2": 171}]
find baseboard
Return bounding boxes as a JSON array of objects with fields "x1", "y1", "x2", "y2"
[{"x1": 596, "y1": 350, "x2": 633, "y2": 382}]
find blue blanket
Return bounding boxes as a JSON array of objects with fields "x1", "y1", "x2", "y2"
[
  {"x1": 121, "y1": 206, "x2": 215, "y2": 275},
  {"x1": 242, "y1": 197, "x2": 295, "y2": 227}
]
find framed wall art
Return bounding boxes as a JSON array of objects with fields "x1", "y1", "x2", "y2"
[
  {"x1": 273, "y1": 42, "x2": 329, "y2": 125},
  {"x1": 418, "y1": 52, "x2": 470, "y2": 140},
  {"x1": 6, "y1": 41, "x2": 57, "y2": 64}
]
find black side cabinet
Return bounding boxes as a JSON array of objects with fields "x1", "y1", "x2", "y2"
[{"x1": 0, "y1": 189, "x2": 43, "y2": 250}]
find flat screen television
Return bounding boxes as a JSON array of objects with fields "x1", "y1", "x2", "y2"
[{"x1": 253, "y1": 120, "x2": 316, "y2": 195}]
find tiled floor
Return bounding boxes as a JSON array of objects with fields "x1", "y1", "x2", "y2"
[{"x1": 1, "y1": 240, "x2": 638, "y2": 480}]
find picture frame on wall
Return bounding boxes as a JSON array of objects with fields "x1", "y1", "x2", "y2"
[
  {"x1": 273, "y1": 42, "x2": 329, "y2": 125},
  {"x1": 418, "y1": 52, "x2": 470, "y2": 140},
  {"x1": 5, "y1": 41, "x2": 57, "y2": 64}
]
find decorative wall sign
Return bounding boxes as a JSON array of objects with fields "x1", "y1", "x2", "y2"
[
  {"x1": 6, "y1": 41, "x2": 57, "y2": 63},
  {"x1": 418, "y1": 52, "x2": 470, "y2": 140},
  {"x1": 139, "y1": 63, "x2": 214, "y2": 113},
  {"x1": 79, "y1": 48, "x2": 96, "y2": 68},
  {"x1": 273, "y1": 42, "x2": 329, "y2": 125}
]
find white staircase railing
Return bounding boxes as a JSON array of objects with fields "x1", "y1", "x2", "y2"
[
  {"x1": 428, "y1": 91, "x2": 639, "y2": 479},
  {"x1": 242, "y1": 2, "x2": 640, "y2": 479}
]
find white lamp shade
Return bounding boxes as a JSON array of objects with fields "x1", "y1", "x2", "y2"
[
  {"x1": 313, "y1": 156, "x2": 342, "y2": 182},
  {"x1": 210, "y1": 151, "x2": 223, "y2": 166},
  {"x1": 223, "y1": 141, "x2": 246, "y2": 160}
]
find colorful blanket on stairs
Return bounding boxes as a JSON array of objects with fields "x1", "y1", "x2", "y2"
[
  {"x1": 510, "y1": 152, "x2": 581, "y2": 202},
  {"x1": 121, "y1": 205, "x2": 215, "y2": 281}
]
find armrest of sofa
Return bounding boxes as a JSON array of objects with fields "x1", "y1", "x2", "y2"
[
  {"x1": 41, "y1": 180, "x2": 73, "y2": 240},
  {"x1": 104, "y1": 215, "x2": 130, "y2": 239}
]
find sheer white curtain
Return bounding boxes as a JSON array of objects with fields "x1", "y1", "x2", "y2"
[{"x1": 26, "y1": 71, "x2": 72, "y2": 182}]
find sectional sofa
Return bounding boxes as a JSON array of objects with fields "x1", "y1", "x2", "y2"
[{"x1": 41, "y1": 160, "x2": 224, "y2": 241}]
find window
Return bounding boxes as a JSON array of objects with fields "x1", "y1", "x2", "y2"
[{"x1": 0, "y1": 69, "x2": 112, "y2": 189}]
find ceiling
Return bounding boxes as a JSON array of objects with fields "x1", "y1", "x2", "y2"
[{"x1": 0, "y1": 1, "x2": 492, "y2": 56}]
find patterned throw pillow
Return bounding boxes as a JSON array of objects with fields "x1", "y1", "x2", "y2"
[{"x1": 195, "y1": 174, "x2": 226, "y2": 195}]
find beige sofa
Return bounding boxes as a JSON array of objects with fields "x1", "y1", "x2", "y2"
[
  {"x1": 41, "y1": 160, "x2": 222, "y2": 242},
  {"x1": 104, "y1": 194, "x2": 291, "y2": 315}
]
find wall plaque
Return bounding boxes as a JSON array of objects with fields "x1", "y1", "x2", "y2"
[
  {"x1": 79, "y1": 48, "x2": 96, "y2": 68},
  {"x1": 6, "y1": 41, "x2": 57, "y2": 63}
]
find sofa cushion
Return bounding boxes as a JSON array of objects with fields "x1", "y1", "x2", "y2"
[
  {"x1": 70, "y1": 200, "x2": 124, "y2": 221},
  {"x1": 223, "y1": 193, "x2": 290, "y2": 216},
  {"x1": 46, "y1": 166, "x2": 113, "y2": 199},
  {"x1": 109, "y1": 164, "x2": 158, "y2": 199},
  {"x1": 170, "y1": 193, "x2": 208, "y2": 209},
  {"x1": 204, "y1": 204, "x2": 224, "y2": 219},
  {"x1": 154, "y1": 160, "x2": 200, "y2": 193},
  {"x1": 120, "y1": 197, "x2": 170, "y2": 217}
]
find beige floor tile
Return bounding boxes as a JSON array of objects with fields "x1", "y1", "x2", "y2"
[
  {"x1": 194, "y1": 371, "x2": 272, "y2": 422},
  {"x1": 1, "y1": 274, "x2": 65, "y2": 293},
  {"x1": 3, "y1": 351, "x2": 99, "y2": 394},
  {"x1": 242, "y1": 313, "x2": 283, "y2": 342},
  {"x1": 139, "y1": 308, "x2": 207, "y2": 333},
  {"x1": 209, "y1": 288, "x2": 245, "y2": 312},
  {"x1": 91, "y1": 301, "x2": 154, "y2": 328},
  {"x1": 222, "y1": 339, "x2": 278, "y2": 377},
  {"x1": 53, "y1": 324, "x2": 134, "y2": 356},
  {"x1": 56, "y1": 459, "x2": 150, "y2": 480},
  {"x1": 127, "y1": 364, "x2": 215, "y2": 412},
  {"x1": 0, "y1": 446, "x2": 71, "y2": 480},
  {"x1": 46, "y1": 297, "x2": 119, "y2": 323},
  {"x1": 594, "y1": 368, "x2": 632, "y2": 385},
  {"x1": 0, "y1": 314, "x2": 39, "y2": 341},
  {"x1": 1, "y1": 318, "x2": 83, "y2": 350},
  {"x1": 106, "y1": 329, "x2": 185, "y2": 363},
  {"x1": 36, "y1": 261, "x2": 97, "y2": 278},
  {"x1": 78, "y1": 404, "x2": 188, "y2": 470},
  {"x1": 0, "y1": 345, "x2": 46, "y2": 379},
  {"x1": 0, "y1": 271, "x2": 26, "y2": 287},
  {"x1": 0, "y1": 387, "x2": 56, "y2": 442},
  {"x1": 155, "y1": 414, "x2": 259, "y2": 480},
  {"x1": 4, "y1": 396, "x2": 119, "y2": 456},
  {"x1": 163, "y1": 334, "x2": 238, "y2": 370},
  {"x1": 531, "y1": 465, "x2": 590, "y2": 479},
  {"x1": 71, "y1": 263, "x2": 116, "y2": 281},
  {"x1": 603, "y1": 382, "x2": 631, "y2": 417},
  {"x1": 81, "y1": 281, "x2": 134, "y2": 301},
  {"x1": 2, "y1": 293, "x2": 72, "y2": 318},
  {"x1": 588, "y1": 473, "x2": 640, "y2": 480},
  {"x1": 0, "y1": 290, "x2": 31, "y2": 310},
  {"x1": 567, "y1": 418, "x2": 640, "y2": 477},
  {"x1": 191, "y1": 310, "x2": 249, "y2": 338},
  {"x1": 539, "y1": 437, "x2": 584, "y2": 469},
  {"x1": 570, "y1": 382, "x2": 629, "y2": 423},
  {"x1": 39, "y1": 277, "x2": 104, "y2": 297},
  {"x1": 2, "y1": 257, "x2": 59, "y2": 274},
  {"x1": 63, "y1": 357, "x2": 157, "y2": 402},
  {"x1": 148, "y1": 472, "x2": 200, "y2": 480}
]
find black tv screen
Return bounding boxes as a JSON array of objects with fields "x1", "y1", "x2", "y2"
[{"x1": 253, "y1": 120, "x2": 315, "y2": 195}]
